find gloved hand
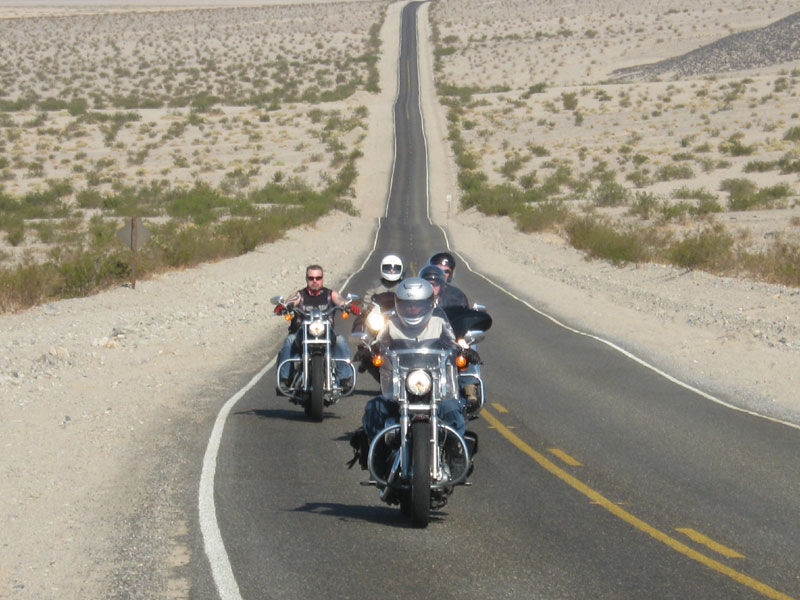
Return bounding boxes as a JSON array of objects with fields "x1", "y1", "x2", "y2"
[{"x1": 462, "y1": 348, "x2": 482, "y2": 365}]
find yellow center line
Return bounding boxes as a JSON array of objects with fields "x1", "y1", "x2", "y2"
[
  {"x1": 491, "y1": 402, "x2": 509, "y2": 413},
  {"x1": 481, "y1": 408, "x2": 794, "y2": 600},
  {"x1": 677, "y1": 528, "x2": 746, "y2": 559},
  {"x1": 548, "y1": 448, "x2": 583, "y2": 466}
]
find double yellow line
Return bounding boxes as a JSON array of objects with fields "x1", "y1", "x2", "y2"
[{"x1": 482, "y1": 408, "x2": 794, "y2": 600}]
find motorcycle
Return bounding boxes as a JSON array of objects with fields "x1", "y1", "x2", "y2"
[
  {"x1": 352, "y1": 331, "x2": 484, "y2": 527},
  {"x1": 442, "y1": 304, "x2": 492, "y2": 418},
  {"x1": 271, "y1": 294, "x2": 359, "y2": 421}
]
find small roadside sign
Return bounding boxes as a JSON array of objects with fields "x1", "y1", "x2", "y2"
[{"x1": 116, "y1": 217, "x2": 150, "y2": 251}]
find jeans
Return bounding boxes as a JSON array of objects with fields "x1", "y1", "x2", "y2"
[
  {"x1": 362, "y1": 395, "x2": 465, "y2": 440},
  {"x1": 278, "y1": 332, "x2": 351, "y2": 381}
]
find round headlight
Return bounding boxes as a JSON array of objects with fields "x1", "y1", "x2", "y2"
[
  {"x1": 366, "y1": 309, "x2": 385, "y2": 334},
  {"x1": 406, "y1": 369, "x2": 432, "y2": 396},
  {"x1": 309, "y1": 321, "x2": 326, "y2": 337}
]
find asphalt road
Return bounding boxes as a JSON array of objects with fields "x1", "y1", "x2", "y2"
[{"x1": 208, "y1": 3, "x2": 800, "y2": 598}]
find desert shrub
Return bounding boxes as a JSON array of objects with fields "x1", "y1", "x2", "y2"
[
  {"x1": 784, "y1": 126, "x2": 800, "y2": 142},
  {"x1": 0, "y1": 260, "x2": 60, "y2": 312},
  {"x1": 666, "y1": 225, "x2": 734, "y2": 270},
  {"x1": 499, "y1": 155, "x2": 525, "y2": 181},
  {"x1": 757, "y1": 242, "x2": 800, "y2": 286},
  {"x1": 565, "y1": 216, "x2": 650, "y2": 265},
  {"x1": 626, "y1": 169, "x2": 651, "y2": 188},
  {"x1": 5, "y1": 221, "x2": 25, "y2": 246},
  {"x1": 461, "y1": 183, "x2": 521, "y2": 216},
  {"x1": 627, "y1": 192, "x2": 659, "y2": 219},
  {"x1": 455, "y1": 148, "x2": 478, "y2": 170},
  {"x1": 165, "y1": 184, "x2": 229, "y2": 225},
  {"x1": 592, "y1": 179, "x2": 631, "y2": 206},
  {"x1": 519, "y1": 172, "x2": 537, "y2": 190},
  {"x1": 658, "y1": 201, "x2": 692, "y2": 223},
  {"x1": 655, "y1": 164, "x2": 694, "y2": 181},
  {"x1": 743, "y1": 160, "x2": 778, "y2": 172},
  {"x1": 719, "y1": 135, "x2": 757, "y2": 156},
  {"x1": 778, "y1": 153, "x2": 800, "y2": 174},
  {"x1": 722, "y1": 178, "x2": 791, "y2": 210},
  {"x1": 561, "y1": 92, "x2": 578, "y2": 111},
  {"x1": 528, "y1": 144, "x2": 550, "y2": 157},
  {"x1": 694, "y1": 196, "x2": 724, "y2": 215},
  {"x1": 515, "y1": 200, "x2": 569, "y2": 232},
  {"x1": 721, "y1": 178, "x2": 757, "y2": 208},
  {"x1": 58, "y1": 247, "x2": 129, "y2": 297}
]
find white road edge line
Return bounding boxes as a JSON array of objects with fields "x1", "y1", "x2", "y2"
[{"x1": 198, "y1": 358, "x2": 273, "y2": 600}]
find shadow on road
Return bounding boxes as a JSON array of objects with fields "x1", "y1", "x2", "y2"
[
  {"x1": 291, "y1": 501, "x2": 446, "y2": 528},
  {"x1": 233, "y1": 408, "x2": 343, "y2": 422}
]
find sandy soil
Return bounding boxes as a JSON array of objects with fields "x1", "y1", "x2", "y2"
[{"x1": 1, "y1": 1, "x2": 799, "y2": 598}]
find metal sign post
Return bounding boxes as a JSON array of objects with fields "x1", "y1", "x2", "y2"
[{"x1": 116, "y1": 217, "x2": 150, "y2": 289}]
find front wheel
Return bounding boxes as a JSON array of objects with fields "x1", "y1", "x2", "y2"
[
  {"x1": 307, "y1": 354, "x2": 324, "y2": 421},
  {"x1": 410, "y1": 421, "x2": 431, "y2": 527}
]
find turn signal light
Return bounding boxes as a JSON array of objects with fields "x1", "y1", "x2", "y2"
[
  {"x1": 372, "y1": 355, "x2": 383, "y2": 367},
  {"x1": 284, "y1": 313, "x2": 292, "y2": 322},
  {"x1": 341, "y1": 311, "x2": 349, "y2": 319},
  {"x1": 456, "y1": 354, "x2": 467, "y2": 369}
]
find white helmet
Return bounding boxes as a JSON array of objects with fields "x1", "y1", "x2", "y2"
[
  {"x1": 380, "y1": 254, "x2": 404, "y2": 282},
  {"x1": 394, "y1": 277, "x2": 434, "y2": 330}
]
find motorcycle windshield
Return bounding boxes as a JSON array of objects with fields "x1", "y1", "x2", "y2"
[
  {"x1": 380, "y1": 346, "x2": 457, "y2": 401},
  {"x1": 441, "y1": 306, "x2": 493, "y2": 338}
]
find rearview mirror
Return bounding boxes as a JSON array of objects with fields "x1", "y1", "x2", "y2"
[{"x1": 462, "y1": 330, "x2": 485, "y2": 346}]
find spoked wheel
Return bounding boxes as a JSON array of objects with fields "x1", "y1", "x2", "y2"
[
  {"x1": 307, "y1": 354, "x2": 324, "y2": 421},
  {"x1": 410, "y1": 420, "x2": 431, "y2": 527}
]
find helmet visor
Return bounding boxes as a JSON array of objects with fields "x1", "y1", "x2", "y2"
[
  {"x1": 381, "y1": 263, "x2": 402, "y2": 275},
  {"x1": 396, "y1": 297, "x2": 433, "y2": 326}
]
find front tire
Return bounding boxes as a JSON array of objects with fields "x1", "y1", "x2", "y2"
[
  {"x1": 410, "y1": 421, "x2": 431, "y2": 527},
  {"x1": 307, "y1": 354, "x2": 324, "y2": 421}
]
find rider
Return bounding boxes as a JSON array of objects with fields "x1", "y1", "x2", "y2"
[
  {"x1": 364, "y1": 253, "x2": 404, "y2": 314},
  {"x1": 428, "y1": 251, "x2": 468, "y2": 308},
  {"x1": 418, "y1": 264, "x2": 448, "y2": 310},
  {"x1": 419, "y1": 264, "x2": 481, "y2": 413},
  {"x1": 278, "y1": 264, "x2": 352, "y2": 389},
  {"x1": 360, "y1": 277, "x2": 478, "y2": 442}
]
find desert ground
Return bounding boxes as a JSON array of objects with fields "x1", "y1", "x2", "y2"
[{"x1": 1, "y1": 0, "x2": 799, "y2": 598}]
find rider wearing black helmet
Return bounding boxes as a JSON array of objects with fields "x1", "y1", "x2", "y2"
[
  {"x1": 428, "y1": 251, "x2": 456, "y2": 283},
  {"x1": 427, "y1": 251, "x2": 468, "y2": 308}
]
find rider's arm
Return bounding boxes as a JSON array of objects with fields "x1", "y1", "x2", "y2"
[
  {"x1": 286, "y1": 290, "x2": 302, "y2": 308},
  {"x1": 330, "y1": 289, "x2": 347, "y2": 307}
]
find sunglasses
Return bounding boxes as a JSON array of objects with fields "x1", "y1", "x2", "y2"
[{"x1": 307, "y1": 276, "x2": 323, "y2": 281}]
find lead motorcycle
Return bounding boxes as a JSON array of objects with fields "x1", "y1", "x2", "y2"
[
  {"x1": 351, "y1": 331, "x2": 484, "y2": 527},
  {"x1": 271, "y1": 294, "x2": 359, "y2": 421}
]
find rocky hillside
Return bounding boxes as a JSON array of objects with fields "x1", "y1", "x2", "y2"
[{"x1": 611, "y1": 10, "x2": 800, "y2": 79}]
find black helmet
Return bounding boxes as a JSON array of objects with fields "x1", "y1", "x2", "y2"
[
  {"x1": 418, "y1": 264, "x2": 446, "y2": 291},
  {"x1": 394, "y1": 277, "x2": 434, "y2": 330},
  {"x1": 428, "y1": 251, "x2": 456, "y2": 282}
]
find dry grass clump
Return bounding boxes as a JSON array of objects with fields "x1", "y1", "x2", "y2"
[{"x1": 430, "y1": 0, "x2": 800, "y2": 286}]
